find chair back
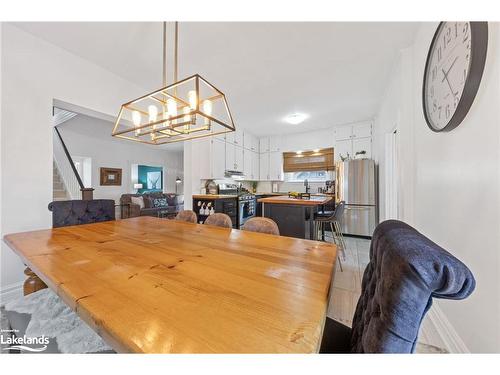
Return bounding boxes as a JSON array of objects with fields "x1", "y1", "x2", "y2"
[
  {"x1": 175, "y1": 209, "x2": 197, "y2": 223},
  {"x1": 204, "y1": 213, "x2": 233, "y2": 228},
  {"x1": 48, "y1": 200, "x2": 115, "y2": 228},
  {"x1": 350, "y1": 220, "x2": 475, "y2": 353},
  {"x1": 333, "y1": 201, "x2": 345, "y2": 222},
  {"x1": 241, "y1": 217, "x2": 280, "y2": 236}
]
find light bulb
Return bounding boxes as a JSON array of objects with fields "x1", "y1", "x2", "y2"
[
  {"x1": 148, "y1": 105, "x2": 158, "y2": 123},
  {"x1": 132, "y1": 111, "x2": 141, "y2": 136},
  {"x1": 188, "y1": 90, "x2": 197, "y2": 110},
  {"x1": 202, "y1": 100, "x2": 212, "y2": 116},
  {"x1": 167, "y1": 99, "x2": 177, "y2": 118},
  {"x1": 202, "y1": 100, "x2": 212, "y2": 126},
  {"x1": 132, "y1": 111, "x2": 141, "y2": 126}
]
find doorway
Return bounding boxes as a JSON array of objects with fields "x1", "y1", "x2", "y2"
[{"x1": 384, "y1": 128, "x2": 399, "y2": 220}]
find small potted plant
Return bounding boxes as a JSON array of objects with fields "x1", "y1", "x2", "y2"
[{"x1": 251, "y1": 181, "x2": 258, "y2": 193}]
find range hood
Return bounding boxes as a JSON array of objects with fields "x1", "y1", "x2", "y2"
[{"x1": 225, "y1": 170, "x2": 245, "y2": 180}]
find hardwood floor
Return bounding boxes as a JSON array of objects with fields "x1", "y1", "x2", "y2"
[{"x1": 326, "y1": 235, "x2": 448, "y2": 353}]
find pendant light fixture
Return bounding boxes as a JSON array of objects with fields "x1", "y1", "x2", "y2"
[{"x1": 112, "y1": 22, "x2": 235, "y2": 145}]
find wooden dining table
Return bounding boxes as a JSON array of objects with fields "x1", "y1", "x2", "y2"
[{"x1": 4, "y1": 216, "x2": 337, "y2": 353}]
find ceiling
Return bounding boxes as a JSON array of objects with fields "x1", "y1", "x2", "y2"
[{"x1": 16, "y1": 22, "x2": 419, "y2": 136}]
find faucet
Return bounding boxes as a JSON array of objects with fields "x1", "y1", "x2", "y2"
[{"x1": 304, "y1": 179, "x2": 310, "y2": 194}]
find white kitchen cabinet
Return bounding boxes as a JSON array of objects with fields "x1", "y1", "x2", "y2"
[
  {"x1": 235, "y1": 145, "x2": 244, "y2": 172},
  {"x1": 335, "y1": 139, "x2": 352, "y2": 161},
  {"x1": 259, "y1": 153, "x2": 270, "y2": 180},
  {"x1": 334, "y1": 125, "x2": 354, "y2": 141},
  {"x1": 243, "y1": 132, "x2": 258, "y2": 151},
  {"x1": 226, "y1": 129, "x2": 243, "y2": 146},
  {"x1": 269, "y1": 136, "x2": 282, "y2": 152},
  {"x1": 225, "y1": 142, "x2": 234, "y2": 171},
  {"x1": 244, "y1": 149, "x2": 252, "y2": 179},
  {"x1": 334, "y1": 122, "x2": 372, "y2": 141},
  {"x1": 211, "y1": 138, "x2": 226, "y2": 179},
  {"x1": 335, "y1": 137, "x2": 372, "y2": 161},
  {"x1": 259, "y1": 137, "x2": 270, "y2": 153},
  {"x1": 225, "y1": 142, "x2": 244, "y2": 172},
  {"x1": 352, "y1": 122, "x2": 372, "y2": 138},
  {"x1": 353, "y1": 137, "x2": 372, "y2": 159},
  {"x1": 251, "y1": 151, "x2": 259, "y2": 181},
  {"x1": 269, "y1": 151, "x2": 283, "y2": 181}
]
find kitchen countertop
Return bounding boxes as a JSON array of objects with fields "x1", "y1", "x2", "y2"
[
  {"x1": 192, "y1": 194, "x2": 238, "y2": 200},
  {"x1": 258, "y1": 195, "x2": 333, "y2": 206}
]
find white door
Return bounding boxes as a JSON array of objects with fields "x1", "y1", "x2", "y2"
[
  {"x1": 225, "y1": 142, "x2": 235, "y2": 171},
  {"x1": 352, "y1": 137, "x2": 372, "y2": 159},
  {"x1": 212, "y1": 139, "x2": 226, "y2": 179},
  {"x1": 259, "y1": 153, "x2": 270, "y2": 180},
  {"x1": 234, "y1": 145, "x2": 244, "y2": 172},
  {"x1": 269, "y1": 151, "x2": 283, "y2": 181},
  {"x1": 334, "y1": 125, "x2": 353, "y2": 141},
  {"x1": 251, "y1": 151, "x2": 259, "y2": 180},
  {"x1": 335, "y1": 139, "x2": 352, "y2": 161}
]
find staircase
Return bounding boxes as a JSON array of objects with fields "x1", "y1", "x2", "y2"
[{"x1": 53, "y1": 161, "x2": 70, "y2": 201}]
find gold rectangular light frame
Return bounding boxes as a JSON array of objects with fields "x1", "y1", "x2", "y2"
[{"x1": 112, "y1": 74, "x2": 235, "y2": 145}]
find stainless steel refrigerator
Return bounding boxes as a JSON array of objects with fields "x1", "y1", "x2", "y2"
[{"x1": 336, "y1": 159, "x2": 377, "y2": 237}]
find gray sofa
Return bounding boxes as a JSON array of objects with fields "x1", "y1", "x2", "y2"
[{"x1": 120, "y1": 192, "x2": 184, "y2": 219}]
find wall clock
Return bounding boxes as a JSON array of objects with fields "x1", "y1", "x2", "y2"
[{"x1": 422, "y1": 22, "x2": 488, "y2": 132}]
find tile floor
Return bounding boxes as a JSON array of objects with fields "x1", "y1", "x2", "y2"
[{"x1": 326, "y1": 234, "x2": 448, "y2": 353}]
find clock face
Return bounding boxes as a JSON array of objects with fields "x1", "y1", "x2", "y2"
[{"x1": 423, "y1": 22, "x2": 488, "y2": 132}]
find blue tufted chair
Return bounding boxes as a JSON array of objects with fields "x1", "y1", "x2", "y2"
[
  {"x1": 48, "y1": 199, "x2": 115, "y2": 228},
  {"x1": 320, "y1": 220, "x2": 476, "y2": 353}
]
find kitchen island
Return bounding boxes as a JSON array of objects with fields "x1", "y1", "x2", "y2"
[{"x1": 258, "y1": 195, "x2": 333, "y2": 240}]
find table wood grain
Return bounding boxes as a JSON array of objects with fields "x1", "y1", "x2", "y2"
[{"x1": 4, "y1": 216, "x2": 337, "y2": 353}]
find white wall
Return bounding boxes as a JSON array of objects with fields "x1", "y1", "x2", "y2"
[
  {"x1": 375, "y1": 22, "x2": 500, "y2": 352},
  {"x1": 0, "y1": 24, "x2": 147, "y2": 291},
  {"x1": 59, "y1": 114, "x2": 183, "y2": 201}
]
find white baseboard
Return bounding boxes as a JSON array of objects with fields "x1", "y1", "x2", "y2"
[
  {"x1": 424, "y1": 303, "x2": 470, "y2": 353},
  {"x1": 0, "y1": 282, "x2": 23, "y2": 306}
]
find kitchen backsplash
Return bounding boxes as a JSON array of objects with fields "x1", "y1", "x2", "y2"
[{"x1": 254, "y1": 181, "x2": 332, "y2": 194}]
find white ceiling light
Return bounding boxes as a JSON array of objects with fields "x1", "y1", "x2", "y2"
[{"x1": 284, "y1": 113, "x2": 308, "y2": 125}]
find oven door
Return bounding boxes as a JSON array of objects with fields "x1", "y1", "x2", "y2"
[{"x1": 239, "y1": 200, "x2": 256, "y2": 228}]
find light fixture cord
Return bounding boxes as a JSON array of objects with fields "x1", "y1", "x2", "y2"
[
  {"x1": 174, "y1": 21, "x2": 179, "y2": 94},
  {"x1": 162, "y1": 22, "x2": 167, "y2": 86}
]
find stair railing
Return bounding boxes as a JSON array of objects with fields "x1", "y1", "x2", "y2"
[{"x1": 53, "y1": 126, "x2": 94, "y2": 200}]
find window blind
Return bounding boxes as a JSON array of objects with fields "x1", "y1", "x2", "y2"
[{"x1": 283, "y1": 148, "x2": 334, "y2": 172}]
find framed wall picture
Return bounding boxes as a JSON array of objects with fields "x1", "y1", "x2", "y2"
[{"x1": 100, "y1": 167, "x2": 122, "y2": 186}]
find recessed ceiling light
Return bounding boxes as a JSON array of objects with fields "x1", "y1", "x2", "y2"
[{"x1": 284, "y1": 113, "x2": 308, "y2": 125}]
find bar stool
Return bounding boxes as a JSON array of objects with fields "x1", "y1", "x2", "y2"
[{"x1": 313, "y1": 201, "x2": 346, "y2": 272}]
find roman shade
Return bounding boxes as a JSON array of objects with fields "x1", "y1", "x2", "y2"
[{"x1": 283, "y1": 148, "x2": 334, "y2": 172}]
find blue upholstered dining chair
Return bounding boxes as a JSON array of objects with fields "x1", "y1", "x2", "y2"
[
  {"x1": 320, "y1": 220, "x2": 476, "y2": 353},
  {"x1": 48, "y1": 199, "x2": 115, "y2": 228}
]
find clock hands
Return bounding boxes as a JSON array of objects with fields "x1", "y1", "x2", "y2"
[{"x1": 442, "y1": 56, "x2": 459, "y2": 97}]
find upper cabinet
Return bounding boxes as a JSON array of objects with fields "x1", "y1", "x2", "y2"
[
  {"x1": 199, "y1": 138, "x2": 226, "y2": 180},
  {"x1": 333, "y1": 121, "x2": 373, "y2": 160},
  {"x1": 259, "y1": 136, "x2": 282, "y2": 153},
  {"x1": 259, "y1": 137, "x2": 270, "y2": 153},
  {"x1": 334, "y1": 121, "x2": 372, "y2": 141},
  {"x1": 243, "y1": 132, "x2": 259, "y2": 152},
  {"x1": 226, "y1": 129, "x2": 243, "y2": 146}
]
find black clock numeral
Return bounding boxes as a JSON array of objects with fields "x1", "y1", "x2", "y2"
[
  {"x1": 432, "y1": 66, "x2": 437, "y2": 81},
  {"x1": 443, "y1": 27, "x2": 451, "y2": 49},
  {"x1": 463, "y1": 23, "x2": 469, "y2": 43},
  {"x1": 437, "y1": 46, "x2": 442, "y2": 62},
  {"x1": 438, "y1": 106, "x2": 442, "y2": 119},
  {"x1": 430, "y1": 85, "x2": 434, "y2": 98},
  {"x1": 454, "y1": 22, "x2": 458, "y2": 38},
  {"x1": 445, "y1": 104, "x2": 451, "y2": 119},
  {"x1": 463, "y1": 68, "x2": 467, "y2": 83}
]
